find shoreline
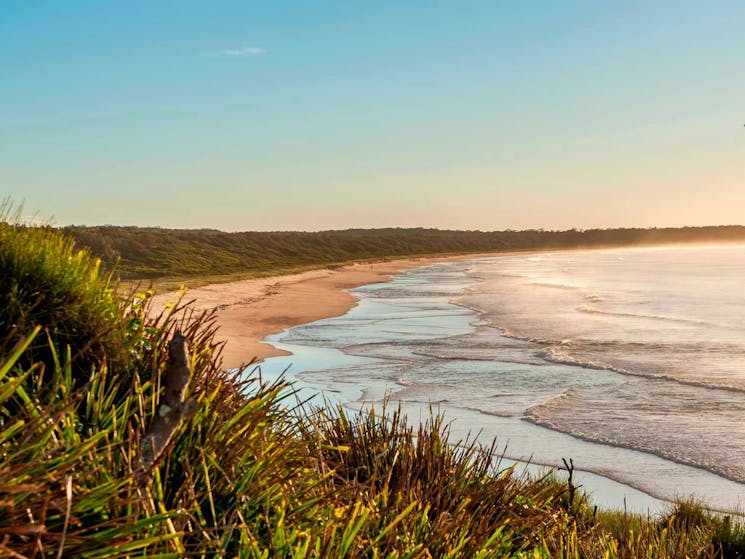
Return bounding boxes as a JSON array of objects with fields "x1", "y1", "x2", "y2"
[
  {"x1": 148, "y1": 243, "x2": 745, "y2": 514},
  {"x1": 148, "y1": 241, "x2": 745, "y2": 371},
  {"x1": 150, "y1": 252, "x2": 502, "y2": 370},
  {"x1": 257, "y1": 252, "x2": 745, "y2": 516}
]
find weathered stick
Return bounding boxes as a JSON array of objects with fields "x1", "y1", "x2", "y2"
[{"x1": 140, "y1": 332, "x2": 197, "y2": 470}]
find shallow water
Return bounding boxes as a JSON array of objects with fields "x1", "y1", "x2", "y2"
[{"x1": 257, "y1": 245, "x2": 745, "y2": 514}]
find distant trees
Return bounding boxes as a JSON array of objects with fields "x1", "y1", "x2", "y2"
[{"x1": 63, "y1": 225, "x2": 745, "y2": 280}]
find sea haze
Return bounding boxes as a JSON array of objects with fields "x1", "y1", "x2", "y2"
[{"x1": 259, "y1": 244, "x2": 745, "y2": 513}]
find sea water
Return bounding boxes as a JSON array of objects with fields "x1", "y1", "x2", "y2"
[{"x1": 257, "y1": 244, "x2": 745, "y2": 514}]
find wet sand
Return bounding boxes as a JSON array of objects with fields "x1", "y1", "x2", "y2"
[{"x1": 150, "y1": 254, "x2": 496, "y2": 370}]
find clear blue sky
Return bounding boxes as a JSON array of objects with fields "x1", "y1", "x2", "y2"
[{"x1": 2, "y1": 1, "x2": 744, "y2": 231}]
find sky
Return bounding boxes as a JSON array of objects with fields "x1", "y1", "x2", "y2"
[{"x1": 2, "y1": 1, "x2": 744, "y2": 231}]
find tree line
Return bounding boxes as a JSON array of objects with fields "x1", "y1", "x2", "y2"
[{"x1": 64, "y1": 225, "x2": 745, "y2": 280}]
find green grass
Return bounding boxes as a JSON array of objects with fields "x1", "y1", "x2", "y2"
[
  {"x1": 3, "y1": 217, "x2": 745, "y2": 557},
  {"x1": 0, "y1": 210, "x2": 128, "y2": 384}
]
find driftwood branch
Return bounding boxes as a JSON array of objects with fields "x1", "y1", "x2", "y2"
[{"x1": 139, "y1": 331, "x2": 197, "y2": 470}]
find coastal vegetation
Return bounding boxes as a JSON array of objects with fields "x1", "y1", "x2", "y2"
[
  {"x1": 3, "y1": 220, "x2": 745, "y2": 557},
  {"x1": 65, "y1": 224, "x2": 745, "y2": 284}
]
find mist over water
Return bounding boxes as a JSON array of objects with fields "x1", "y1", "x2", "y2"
[
  {"x1": 465, "y1": 246, "x2": 745, "y2": 389},
  {"x1": 261, "y1": 244, "x2": 745, "y2": 512}
]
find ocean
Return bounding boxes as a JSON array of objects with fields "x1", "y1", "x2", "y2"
[{"x1": 257, "y1": 244, "x2": 745, "y2": 514}]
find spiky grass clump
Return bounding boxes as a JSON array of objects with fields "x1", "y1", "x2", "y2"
[
  {"x1": 302, "y1": 405, "x2": 572, "y2": 555},
  {"x1": 0, "y1": 211, "x2": 127, "y2": 383}
]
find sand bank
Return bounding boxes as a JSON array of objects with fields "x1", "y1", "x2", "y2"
[{"x1": 150, "y1": 254, "x2": 493, "y2": 370}]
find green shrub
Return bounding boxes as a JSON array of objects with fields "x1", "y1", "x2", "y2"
[{"x1": 0, "y1": 214, "x2": 127, "y2": 385}]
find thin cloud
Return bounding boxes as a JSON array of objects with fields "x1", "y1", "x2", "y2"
[{"x1": 218, "y1": 47, "x2": 266, "y2": 56}]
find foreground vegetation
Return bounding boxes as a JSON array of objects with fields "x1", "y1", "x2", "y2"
[
  {"x1": 3, "y1": 220, "x2": 745, "y2": 557},
  {"x1": 65, "y1": 224, "x2": 745, "y2": 283}
]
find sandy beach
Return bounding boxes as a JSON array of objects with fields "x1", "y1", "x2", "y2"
[{"x1": 150, "y1": 254, "x2": 491, "y2": 370}]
